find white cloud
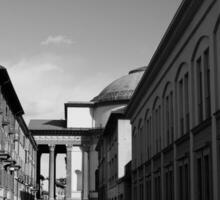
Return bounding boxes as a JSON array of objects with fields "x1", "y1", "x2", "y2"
[
  {"x1": 41, "y1": 35, "x2": 74, "y2": 46},
  {"x1": 4, "y1": 53, "x2": 113, "y2": 123}
]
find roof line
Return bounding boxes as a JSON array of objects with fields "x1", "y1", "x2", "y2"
[{"x1": 126, "y1": 0, "x2": 203, "y2": 117}]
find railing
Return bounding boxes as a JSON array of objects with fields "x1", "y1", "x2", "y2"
[
  {"x1": 2, "y1": 116, "x2": 9, "y2": 126},
  {"x1": 8, "y1": 126, "x2": 15, "y2": 135}
]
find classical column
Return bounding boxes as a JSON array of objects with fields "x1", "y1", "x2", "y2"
[
  {"x1": 49, "y1": 145, "x2": 55, "y2": 200},
  {"x1": 36, "y1": 151, "x2": 42, "y2": 199},
  {"x1": 54, "y1": 152, "x2": 57, "y2": 199},
  {"x1": 81, "y1": 146, "x2": 89, "y2": 200},
  {"x1": 66, "y1": 145, "x2": 73, "y2": 200}
]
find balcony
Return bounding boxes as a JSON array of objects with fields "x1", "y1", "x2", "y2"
[
  {"x1": 17, "y1": 174, "x2": 25, "y2": 184},
  {"x1": 8, "y1": 126, "x2": 15, "y2": 135},
  {"x1": 2, "y1": 116, "x2": 9, "y2": 126},
  {"x1": 3, "y1": 158, "x2": 16, "y2": 168},
  {"x1": 0, "y1": 150, "x2": 10, "y2": 161},
  {"x1": 6, "y1": 163, "x2": 21, "y2": 172},
  {"x1": 14, "y1": 132, "x2": 19, "y2": 142}
]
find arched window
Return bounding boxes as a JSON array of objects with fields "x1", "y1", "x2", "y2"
[
  {"x1": 144, "y1": 109, "x2": 151, "y2": 160},
  {"x1": 175, "y1": 63, "x2": 190, "y2": 137},
  {"x1": 191, "y1": 36, "x2": 211, "y2": 124},
  {"x1": 152, "y1": 97, "x2": 161, "y2": 154},
  {"x1": 162, "y1": 82, "x2": 174, "y2": 146},
  {"x1": 214, "y1": 16, "x2": 220, "y2": 110},
  {"x1": 138, "y1": 119, "x2": 143, "y2": 165},
  {"x1": 132, "y1": 126, "x2": 137, "y2": 169}
]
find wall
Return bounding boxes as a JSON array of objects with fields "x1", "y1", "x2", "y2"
[
  {"x1": 67, "y1": 107, "x2": 93, "y2": 128},
  {"x1": 118, "y1": 119, "x2": 131, "y2": 178}
]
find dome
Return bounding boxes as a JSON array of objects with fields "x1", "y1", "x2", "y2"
[{"x1": 92, "y1": 66, "x2": 146, "y2": 103}]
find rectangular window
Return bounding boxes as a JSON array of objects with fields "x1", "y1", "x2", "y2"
[
  {"x1": 178, "y1": 160, "x2": 190, "y2": 200},
  {"x1": 165, "y1": 171, "x2": 169, "y2": 200},
  {"x1": 184, "y1": 163, "x2": 189, "y2": 200},
  {"x1": 179, "y1": 165, "x2": 183, "y2": 200},
  {"x1": 146, "y1": 177, "x2": 151, "y2": 200},
  {"x1": 197, "y1": 158, "x2": 202, "y2": 200},
  {"x1": 204, "y1": 155, "x2": 210, "y2": 200},
  {"x1": 165, "y1": 167, "x2": 174, "y2": 200},
  {"x1": 140, "y1": 183, "x2": 143, "y2": 200},
  {"x1": 155, "y1": 173, "x2": 161, "y2": 200},
  {"x1": 195, "y1": 149, "x2": 212, "y2": 200}
]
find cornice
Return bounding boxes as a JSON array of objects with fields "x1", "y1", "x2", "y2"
[{"x1": 126, "y1": 0, "x2": 203, "y2": 119}]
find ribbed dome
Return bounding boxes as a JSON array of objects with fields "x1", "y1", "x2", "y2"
[{"x1": 92, "y1": 66, "x2": 146, "y2": 103}]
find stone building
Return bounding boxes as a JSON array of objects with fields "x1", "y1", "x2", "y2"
[
  {"x1": 0, "y1": 66, "x2": 38, "y2": 200},
  {"x1": 96, "y1": 108, "x2": 132, "y2": 200},
  {"x1": 126, "y1": 0, "x2": 220, "y2": 200},
  {"x1": 30, "y1": 66, "x2": 145, "y2": 200}
]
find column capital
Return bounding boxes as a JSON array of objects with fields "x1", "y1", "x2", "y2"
[
  {"x1": 80, "y1": 144, "x2": 90, "y2": 152},
  {"x1": 66, "y1": 144, "x2": 73, "y2": 151},
  {"x1": 49, "y1": 145, "x2": 55, "y2": 151}
]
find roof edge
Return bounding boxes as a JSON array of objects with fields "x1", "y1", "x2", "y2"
[
  {"x1": 126, "y1": 0, "x2": 203, "y2": 118},
  {"x1": 0, "y1": 66, "x2": 24, "y2": 116}
]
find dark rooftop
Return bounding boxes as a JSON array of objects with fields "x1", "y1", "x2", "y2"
[{"x1": 29, "y1": 119, "x2": 66, "y2": 130}]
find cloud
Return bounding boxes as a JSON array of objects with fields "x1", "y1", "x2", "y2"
[
  {"x1": 4, "y1": 53, "x2": 113, "y2": 123},
  {"x1": 41, "y1": 35, "x2": 74, "y2": 46}
]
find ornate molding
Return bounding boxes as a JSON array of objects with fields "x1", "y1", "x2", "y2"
[
  {"x1": 34, "y1": 135, "x2": 82, "y2": 145},
  {"x1": 49, "y1": 145, "x2": 55, "y2": 151},
  {"x1": 66, "y1": 144, "x2": 73, "y2": 152}
]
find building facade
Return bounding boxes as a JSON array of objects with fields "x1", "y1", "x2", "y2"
[
  {"x1": 30, "y1": 67, "x2": 145, "y2": 200},
  {"x1": 126, "y1": 1, "x2": 220, "y2": 200},
  {"x1": 0, "y1": 66, "x2": 38, "y2": 200},
  {"x1": 96, "y1": 109, "x2": 132, "y2": 200}
]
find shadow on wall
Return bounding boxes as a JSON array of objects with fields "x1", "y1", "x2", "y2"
[{"x1": 20, "y1": 191, "x2": 35, "y2": 200}]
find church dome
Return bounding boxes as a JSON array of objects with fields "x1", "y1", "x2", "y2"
[{"x1": 92, "y1": 66, "x2": 146, "y2": 103}]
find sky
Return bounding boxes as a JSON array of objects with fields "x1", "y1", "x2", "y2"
[
  {"x1": 0, "y1": 0, "x2": 182, "y2": 122},
  {"x1": 0, "y1": 0, "x2": 182, "y2": 181}
]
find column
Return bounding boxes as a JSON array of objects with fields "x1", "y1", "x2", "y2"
[
  {"x1": 49, "y1": 145, "x2": 55, "y2": 200},
  {"x1": 81, "y1": 147, "x2": 89, "y2": 200},
  {"x1": 66, "y1": 145, "x2": 72, "y2": 200},
  {"x1": 54, "y1": 152, "x2": 57, "y2": 200},
  {"x1": 36, "y1": 151, "x2": 42, "y2": 199}
]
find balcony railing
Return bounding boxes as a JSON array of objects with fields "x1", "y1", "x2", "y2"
[
  {"x1": 8, "y1": 126, "x2": 15, "y2": 135},
  {"x1": 0, "y1": 150, "x2": 10, "y2": 161},
  {"x1": 2, "y1": 116, "x2": 9, "y2": 126},
  {"x1": 15, "y1": 134, "x2": 19, "y2": 143}
]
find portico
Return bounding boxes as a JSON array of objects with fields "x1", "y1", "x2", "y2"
[{"x1": 30, "y1": 122, "x2": 102, "y2": 200}]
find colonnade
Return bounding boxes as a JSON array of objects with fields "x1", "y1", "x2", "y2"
[{"x1": 36, "y1": 144, "x2": 89, "y2": 200}]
